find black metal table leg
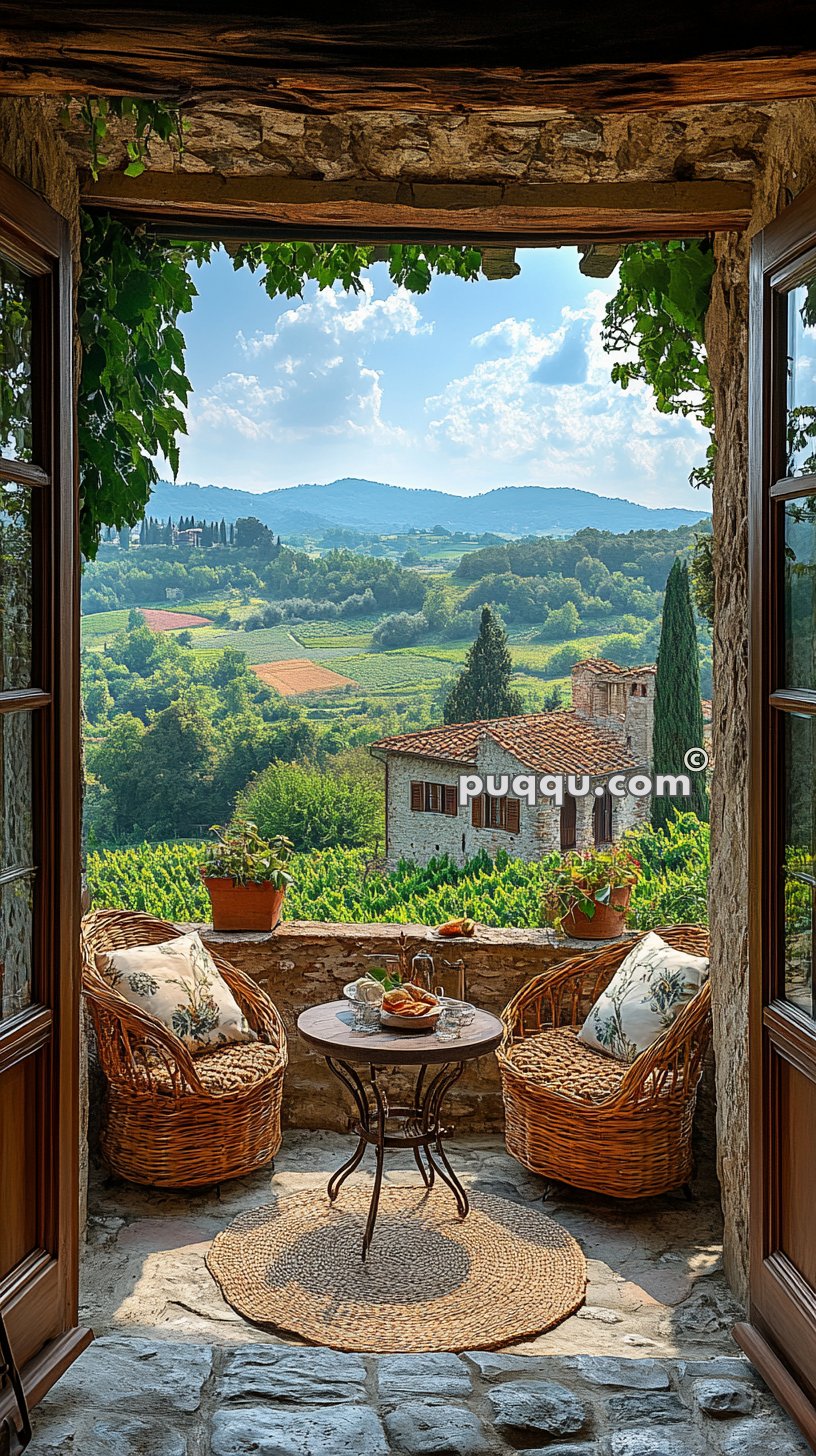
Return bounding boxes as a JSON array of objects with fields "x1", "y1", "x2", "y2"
[
  {"x1": 421, "y1": 1063, "x2": 469, "y2": 1217},
  {"x1": 362, "y1": 1069, "x2": 387, "y2": 1260},
  {"x1": 323, "y1": 1055, "x2": 469, "y2": 1257},
  {"x1": 325, "y1": 1057, "x2": 370, "y2": 1203}
]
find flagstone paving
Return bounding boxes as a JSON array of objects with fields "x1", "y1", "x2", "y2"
[{"x1": 25, "y1": 1133, "x2": 810, "y2": 1455}]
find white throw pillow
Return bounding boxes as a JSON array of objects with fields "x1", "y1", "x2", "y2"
[
  {"x1": 96, "y1": 930, "x2": 256, "y2": 1055},
  {"x1": 577, "y1": 931, "x2": 709, "y2": 1064}
]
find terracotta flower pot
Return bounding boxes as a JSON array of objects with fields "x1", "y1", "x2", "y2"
[
  {"x1": 202, "y1": 875, "x2": 286, "y2": 933},
  {"x1": 561, "y1": 882, "x2": 633, "y2": 940}
]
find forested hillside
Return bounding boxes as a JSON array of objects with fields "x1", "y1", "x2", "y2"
[{"x1": 82, "y1": 515, "x2": 712, "y2": 846}]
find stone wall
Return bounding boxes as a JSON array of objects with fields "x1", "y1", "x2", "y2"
[
  {"x1": 706, "y1": 99, "x2": 816, "y2": 1302},
  {"x1": 202, "y1": 920, "x2": 577, "y2": 1132},
  {"x1": 194, "y1": 920, "x2": 716, "y2": 1183},
  {"x1": 59, "y1": 99, "x2": 776, "y2": 188}
]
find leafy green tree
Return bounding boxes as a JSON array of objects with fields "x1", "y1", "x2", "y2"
[
  {"x1": 690, "y1": 530, "x2": 714, "y2": 626},
  {"x1": 539, "y1": 601, "x2": 580, "y2": 640},
  {"x1": 652, "y1": 559, "x2": 709, "y2": 828},
  {"x1": 234, "y1": 516, "x2": 274, "y2": 551},
  {"x1": 545, "y1": 644, "x2": 583, "y2": 677},
  {"x1": 240, "y1": 761, "x2": 382, "y2": 852},
  {"x1": 131, "y1": 698, "x2": 217, "y2": 838},
  {"x1": 87, "y1": 713, "x2": 146, "y2": 837},
  {"x1": 598, "y1": 632, "x2": 648, "y2": 667},
  {"x1": 371, "y1": 611, "x2": 427, "y2": 649},
  {"x1": 444, "y1": 606, "x2": 523, "y2": 724}
]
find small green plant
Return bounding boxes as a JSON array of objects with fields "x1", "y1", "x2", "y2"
[
  {"x1": 542, "y1": 842, "x2": 641, "y2": 929},
  {"x1": 365, "y1": 964, "x2": 401, "y2": 992},
  {"x1": 200, "y1": 819, "x2": 294, "y2": 888}
]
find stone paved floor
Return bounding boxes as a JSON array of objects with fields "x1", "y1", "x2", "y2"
[{"x1": 26, "y1": 1132, "x2": 810, "y2": 1455}]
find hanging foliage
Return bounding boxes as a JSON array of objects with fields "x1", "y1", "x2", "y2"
[
  {"x1": 236, "y1": 240, "x2": 482, "y2": 299},
  {"x1": 601, "y1": 239, "x2": 716, "y2": 490},
  {"x1": 71, "y1": 96, "x2": 187, "y2": 180},
  {"x1": 77, "y1": 214, "x2": 209, "y2": 559}
]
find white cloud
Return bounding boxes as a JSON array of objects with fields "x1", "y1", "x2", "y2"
[
  {"x1": 189, "y1": 280, "x2": 422, "y2": 449},
  {"x1": 237, "y1": 279, "x2": 431, "y2": 357},
  {"x1": 423, "y1": 291, "x2": 707, "y2": 496}
]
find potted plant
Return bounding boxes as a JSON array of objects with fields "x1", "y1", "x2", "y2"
[
  {"x1": 200, "y1": 819, "x2": 294, "y2": 932},
  {"x1": 543, "y1": 842, "x2": 640, "y2": 940}
]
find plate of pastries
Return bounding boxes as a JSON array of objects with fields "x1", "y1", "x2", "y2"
[{"x1": 379, "y1": 983, "x2": 442, "y2": 1030}]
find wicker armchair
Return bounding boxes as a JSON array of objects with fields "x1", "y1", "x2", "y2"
[
  {"x1": 497, "y1": 926, "x2": 711, "y2": 1199},
  {"x1": 82, "y1": 909, "x2": 288, "y2": 1188}
]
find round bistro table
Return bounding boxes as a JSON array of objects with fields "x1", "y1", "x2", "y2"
[{"x1": 297, "y1": 1000, "x2": 503, "y2": 1259}]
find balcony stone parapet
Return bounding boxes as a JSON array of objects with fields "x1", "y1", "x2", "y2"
[{"x1": 196, "y1": 920, "x2": 640, "y2": 1134}]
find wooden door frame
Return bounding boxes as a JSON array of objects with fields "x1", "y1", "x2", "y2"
[
  {"x1": 0, "y1": 148, "x2": 762, "y2": 1417},
  {"x1": 734, "y1": 180, "x2": 816, "y2": 1450},
  {"x1": 0, "y1": 162, "x2": 90, "y2": 1426}
]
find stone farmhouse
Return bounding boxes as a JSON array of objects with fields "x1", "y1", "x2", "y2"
[{"x1": 371, "y1": 660, "x2": 655, "y2": 867}]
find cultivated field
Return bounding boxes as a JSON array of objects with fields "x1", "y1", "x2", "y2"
[
  {"x1": 251, "y1": 658, "x2": 359, "y2": 695},
  {"x1": 140, "y1": 608, "x2": 212, "y2": 631}
]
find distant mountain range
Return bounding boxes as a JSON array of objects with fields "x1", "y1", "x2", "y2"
[{"x1": 148, "y1": 477, "x2": 707, "y2": 538}]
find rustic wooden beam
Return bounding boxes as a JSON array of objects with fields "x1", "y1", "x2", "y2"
[
  {"x1": 1, "y1": 7, "x2": 816, "y2": 111},
  {"x1": 80, "y1": 173, "x2": 754, "y2": 240}
]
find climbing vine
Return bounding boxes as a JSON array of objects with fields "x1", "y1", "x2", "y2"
[
  {"x1": 601, "y1": 238, "x2": 716, "y2": 490},
  {"x1": 601, "y1": 239, "x2": 718, "y2": 620},
  {"x1": 71, "y1": 96, "x2": 187, "y2": 179}
]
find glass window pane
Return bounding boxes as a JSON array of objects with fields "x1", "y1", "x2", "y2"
[
  {"x1": 0, "y1": 480, "x2": 33, "y2": 690},
  {"x1": 784, "y1": 712, "x2": 816, "y2": 1016},
  {"x1": 784, "y1": 497, "x2": 816, "y2": 690},
  {"x1": 0, "y1": 712, "x2": 33, "y2": 873},
  {"x1": 0, "y1": 253, "x2": 33, "y2": 462},
  {"x1": 0, "y1": 875, "x2": 33, "y2": 1020}
]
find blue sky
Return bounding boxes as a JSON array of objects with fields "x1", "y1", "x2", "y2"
[{"x1": 173, "y1": 245, "x2": 708, "y2": 509}]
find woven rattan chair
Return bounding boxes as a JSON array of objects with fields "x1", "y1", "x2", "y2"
[
  {"x1": 497, "y1": 925, "x2": 711, "y2": 1199},
  {"x1": 82, "y1": 909, "x2": 288, "y2": 1188}
]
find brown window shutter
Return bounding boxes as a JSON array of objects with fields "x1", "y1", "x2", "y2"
[
  {"x1": 506, "y1": 797, "x2": 521, "y2": 834},
  {"x1": 443, "y1": 785, "x2": 457, "y2": 817},
  {"x1": 471, "y1": 794, "x2": 484, "y2": 828},
  {"x1": 410, "y1": 780, "x2": 424, "y2": 811}
]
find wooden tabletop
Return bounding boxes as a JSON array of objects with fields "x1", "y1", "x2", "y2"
[{"x1": 297, "y1": 1000, "x2": 504, "y2": 1067}]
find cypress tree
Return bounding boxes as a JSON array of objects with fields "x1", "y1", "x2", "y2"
[
  {"x1": 444, "y1": 605, "x2": 524, "y2": 724},
  {"x1": 651, "y1": 557, "x2": 709, "y2": 828}
]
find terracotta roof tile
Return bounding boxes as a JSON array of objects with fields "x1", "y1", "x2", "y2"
[
  {"x1": 371, "y1": 709, "x2": 638, "y2": 776},
  {"x1": 575, "y1": 658, "x2": 626, "y2": 674}
]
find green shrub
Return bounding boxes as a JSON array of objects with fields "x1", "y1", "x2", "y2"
[{"x1": 239, "y1": 760, "x2": 383, "y2": 853}]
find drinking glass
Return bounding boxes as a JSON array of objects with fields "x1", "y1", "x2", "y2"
[
  {"x1": 352, "y1": 996, "x2": 381, "y2": 1034},
  {"x1": 435, "y1": 1005, "x2": 465, "y2": 1041}
]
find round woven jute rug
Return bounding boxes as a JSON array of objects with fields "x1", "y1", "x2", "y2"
[{"x1": 206, "y1": 1185, "x2": 586, "y2": 1352}]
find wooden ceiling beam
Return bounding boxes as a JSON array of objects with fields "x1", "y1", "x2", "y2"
[
  {"x1": 80, "y1": 173, "x2": 753, "y2": 240},
  {"x1": 2, "y1": 8, "x2": 816, "y2": 111}
]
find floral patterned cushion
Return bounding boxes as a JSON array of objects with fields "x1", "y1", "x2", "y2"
[
  {"x1": 95, "y1": 931, "x2": 256, "y2": 1055},
  {"x1": 577, "y1": 931, "x2": 709, "y2": 1063}
]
